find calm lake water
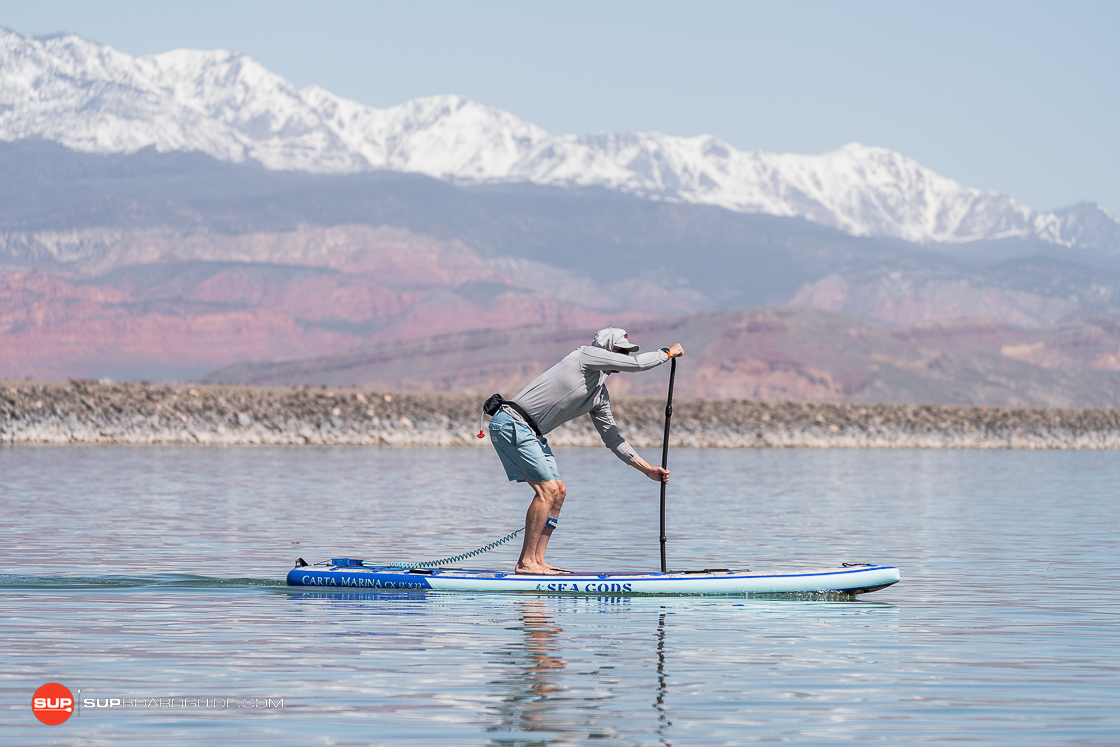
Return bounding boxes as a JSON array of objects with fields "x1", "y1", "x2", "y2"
[{"x1": 1, "y1": 445, "x2": 1117, "y2": 745}]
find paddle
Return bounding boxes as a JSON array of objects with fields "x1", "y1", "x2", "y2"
[{"x1": 660, "y1": 356, "x2": 677, "y2": 573}]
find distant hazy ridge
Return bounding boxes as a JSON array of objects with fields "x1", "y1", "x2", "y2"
[
  {"x1": 4, "y1": 380, "x2": 1119, "y2": 449},
  {"x1": 3, "y1": 27, "x2": 1111, "y2": 246}
]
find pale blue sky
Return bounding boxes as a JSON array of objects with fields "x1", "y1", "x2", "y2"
[{"x1": 1, "y1": 0, "x2": 1117, "y2": 214}]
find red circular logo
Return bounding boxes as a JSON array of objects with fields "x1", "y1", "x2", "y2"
[{"x1": 32, "y1": 683, "x2": 74, "y2": 725}]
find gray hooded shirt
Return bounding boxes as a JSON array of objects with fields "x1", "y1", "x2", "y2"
[{"x1": 510, "y1": 339, "x2": 670, "y2": 464}]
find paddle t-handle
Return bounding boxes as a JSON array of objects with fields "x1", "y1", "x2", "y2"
[{"x1": 660, "y1": 356, "x2": 677, "y2": 573}]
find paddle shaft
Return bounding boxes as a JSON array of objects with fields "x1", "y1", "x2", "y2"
[{"x1": 659, "y1": 357, "x2": 677, "y2": 573}]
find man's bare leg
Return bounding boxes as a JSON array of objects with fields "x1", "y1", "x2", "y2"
[
  {"x1": 533, "y1": 484, "x2": 566, "y2": 570},
  {"x1": 534, "y1": 526, "x2": 556, "y2": 568},
  {"x1": 516, "y1": 479, "x2": 566, "y2": 574}
]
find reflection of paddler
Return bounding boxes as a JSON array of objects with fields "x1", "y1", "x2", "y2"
[
  {"x1": 489, "y1": 600, "x2": 566, "y2": 736},
  {"x1": 483, "y1": 327, "x2": 684, "y2": 575},
  {"x1": 520, "y1": 601, "x2": 565, "y2": 679}
]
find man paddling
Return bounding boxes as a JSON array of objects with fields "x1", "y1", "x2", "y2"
[{"x1": 485, "y1": 327, "x2": 684, "y2": 575}]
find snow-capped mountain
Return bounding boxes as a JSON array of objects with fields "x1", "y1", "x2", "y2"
[{"x1": 1, "y1": 27, "x2": 1115, "y2": 248}]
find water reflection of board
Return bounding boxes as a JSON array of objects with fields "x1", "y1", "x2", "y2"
[{"x1": 286, "y1": 562, "x2": 901, "y2": 595}]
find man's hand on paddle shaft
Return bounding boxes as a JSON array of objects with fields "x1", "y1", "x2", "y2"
[
  {"x1": 631, "y1": 456, "x2": 670, "y2": 483},
  {"x1": 667, "y1": 343, "x2": 684, "y2": 358}
]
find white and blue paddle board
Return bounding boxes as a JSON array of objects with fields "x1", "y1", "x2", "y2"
[{"x1": 287, "y1": 560, "x2": 900, "y2": 596}]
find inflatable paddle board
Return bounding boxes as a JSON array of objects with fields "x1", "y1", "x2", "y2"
[{"x1": 287, "y1": 560, "x2": 900, "y2": 596}]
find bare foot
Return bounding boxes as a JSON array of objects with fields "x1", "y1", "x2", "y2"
[
  {"x1": 543, "y1": 563, "x2": 572, "y2": 573},
  {"x1": 515, "y1": 562, "x2": 566, "y2": 575}
]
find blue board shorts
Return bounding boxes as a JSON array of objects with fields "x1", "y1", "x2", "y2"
[{"x1": 489, "y1": 408, "x2": 561, "y2": 483}]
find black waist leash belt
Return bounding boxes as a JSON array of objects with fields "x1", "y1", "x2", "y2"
[{"x1": 482, "y1": 394, "x2": 543, "y2": 438}]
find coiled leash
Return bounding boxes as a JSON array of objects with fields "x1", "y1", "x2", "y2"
[
  {"x1": 387, "y1": 526, "x2": 526, "y2": 568},
  {"x1": 296, "y1": 525, "x2": 529, "y2": 569},
  {"x1": 385, "y1": 514, "x2": 558, "y2": 569}
]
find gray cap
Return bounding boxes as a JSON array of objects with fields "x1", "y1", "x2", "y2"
[{"x1": 592, "y1": 327, "x2": 639, "y2": 353}]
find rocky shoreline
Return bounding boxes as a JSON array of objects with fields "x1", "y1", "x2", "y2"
[{"x1": 3, "y1": 379, "x2": 1120, "y2": 449}]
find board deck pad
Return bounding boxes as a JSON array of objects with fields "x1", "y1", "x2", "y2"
[{"x1": 286, "y1": 562, "x2": 901, "y2": 596}]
